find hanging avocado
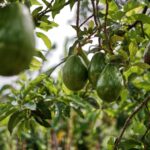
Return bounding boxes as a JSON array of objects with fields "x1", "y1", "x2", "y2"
[
  {"x1": 62, "y1": 55, "x2": 88, "y2": 91},
  {"x1": 144, "y1": 43, "x2": 150, "y2": 65},
  {"x1": 96, "y1": 64, "x2": 123, "y2": 102},
  {"x1": 88, "y1": 52, "x2": 106, "y2": 87},
  {"x1": 0, "y1": 3, "x2": 35, "y2": 76}
]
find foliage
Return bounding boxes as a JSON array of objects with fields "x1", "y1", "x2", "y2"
[{"x1": 0, "y1": 0, "x2": 150, "y2": 149}]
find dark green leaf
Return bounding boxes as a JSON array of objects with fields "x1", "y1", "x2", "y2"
[{"x1": 8, "y1": 111, "x2": 26, "y2": 134}]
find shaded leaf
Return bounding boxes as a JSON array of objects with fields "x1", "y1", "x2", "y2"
[{"x1": 8, "y1": 111, "x2": 25, "y2": 134}]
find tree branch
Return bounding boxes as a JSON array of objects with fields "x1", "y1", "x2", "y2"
[
  {"x1": 96, "y1": 0, "x2": 102, "y2": 48},
  {"x1": 91, "y1": 0, "x2": 98, "y2": 27},
  {"x1": 113, "y1": 95, "x2": 150, "y2": 150},
  {"x1": 76, "y1": 0, "x2": 80, "y2": 34},
  {"x1": 127, "y1": 6, "x2": 148, "y2": 31},
  {"x1": 91, "y1": 0, "x2": 102, "y2": 49},
  {"x1": 104, "y1": 0, "x2": 113, "y2": 53},
  {"x1": 36, "y1": 0, "x2": 79, "y2": 21},
  {"x1": 79, "y1": 14, "x2": 94, "y2": 27},
  {"x1": 76, "y1": 0, "x2": 82, "y2": 51}
]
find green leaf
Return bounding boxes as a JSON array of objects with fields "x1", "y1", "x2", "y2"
[
  {"x1": 107, "y1": 137, "x2": 115, "y2": 150},
  {"x1": 123, "y1": 0, "x2": 141, "y2": 13},
  {"x1": 23, "y1": 74, "x2": 48, "y2": 97},
  {"x1": 32, "y1": 6, "x2": 43, "y2": 17},
  {"x1": 30, "y1": 57, "x2": 42, "y2": 71},
  {"x1": 30, "y1": 0, "x2": 41, "y2": 5},
  {"x1": 36, "y1": 32, "x2": 52, "y2": 49},
  {"x1": 0, "y1": 105, "x2": 17, "y2": 121},
  {"x1": 34, "y1": 116, "x2": 51, "y2": 127},
  {"x1": 51, "y1": 0, "x2": 66, "y2": 18},
  {"x1": 34, "y1": 50, "x2": 47, "y2": 61},
  {"x1": 24, "y1": 102, "x2": 36, "y2": 111},
  {"x1": 36, "y1": 100, "x2": 51, "y2": 119},
  {"x1": 134, "y1": 14, "x2": 150, "y2": 24},
  {"x1": 129, "y1": 41, "x2": 138, "y2": 61},
  {"x1": 132, "y1": 62, "x2": 150, "y2": 69},
  {"x1": 119, "y1": 138, "x2": 142, "y2": 150},
  {"x1": 8, "y1": 111, "x2": 25, "y2": 134},
  {"x1": 69, "y1": 0, "x2": 76, "y2": 9},
  {"x1": 132, "y1": 78, "x2": 150, "y2": 91},
  {"x1": 39, "y1": 21, "x2": 58, "y2": 31},
  {"x1": 85, "y1": 97, "x2": 99, "y2": 109}
]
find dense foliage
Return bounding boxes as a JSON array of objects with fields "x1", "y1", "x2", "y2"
[{"x1": 0, "y1": 0, "x2": 150, "y2": 149}]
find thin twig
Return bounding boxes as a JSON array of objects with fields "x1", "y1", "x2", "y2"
[
  {"x1": 76, "y1": 0, "x2": 80, "y2": 34},
  {"x1": 91, "y1": 0, "x2": 98, "y2": 27},
  {"x1": 96, "y1": 0, "x2": 102, "y2": 48},
  {"x1": 37, "y1": 0, "x2": 54, "y2": 19},
  {"x1": 113, "y1": 95, "x2": 150, "y2": 150},
  {"x1": 36, "y1": 0, "x2": 79, "y2": 21},
  {"x1": 91, "y1": 0, "x2": 102, "y2": 49},
  {"x1": 142, "y1": 128, "x2": 150, "y2": 141},
  {"x1": 104, "y1": 0, "x2": 113, "y2": 53},
  {"x1": 79, "y1": 14, "x2": 94, "y2": 27},
  {"x1": 76, "y1": 0, "x2": 82, "y2": 51}
]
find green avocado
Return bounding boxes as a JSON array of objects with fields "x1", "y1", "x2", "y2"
[
  {"x1": 0, "y1": 3, "x2": 35, "y2": 76},
  {"x1": 62, "y1": 55, "x2": 88, "y2": 91},
  {"x1": 88, "y1": 52, "x2": 106, "y2": 87},
  {"x1": 96, "y1": 64, "x2": 123, "y2": 102}
]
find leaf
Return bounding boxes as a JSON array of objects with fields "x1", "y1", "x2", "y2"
[
  {"x1": 30, "y1": 0, "x2": 41, "y2": 5},
  {"x1": 24, "y1": 102, "x2": 36, "y2": 111},
  {"x1": 32, "y1": 6, "x2": 43, "y2": 17},
  {"x1": 123, "y1": 0, "x2": 141, "y2": 13},
  {"x1": 0, "y1": 107, "x2": 17, "y2": 121},
  {"x1": 119, "y1": 138, "x2": 142, "y2": 150},
  {"x1": 36, "y1": 32, "x2": 52, "y2": 49},
  {"x1": 69, "y1": 0, "x2": 76, "y2": 9},
  {"x1": 8, "y1": 111, "x2": 25, "y2": 134},
  {"x1": 135, "y1": 14, "x2": 150, "y2": 24},
  {"x1": 129, "y1": 41, "x2": 138, "y2": 61},
  {"x1": 85, "y1": 97, "x2": 100, "y2": 109},
  {"x1": 34, "y1": 116, "x2": 51, "y2": 127},
  {"x1": 132, "y1": 78, "x2": 150, "y2": 91},
  {"x1": 30, "y1": 57, "x2": 42, "y2": 71},
  {"x1": 132, "y1": 62, "x2": 150, "y2": 69},
  {"x1": 109, "y1": 10, "x2": 125, "y2": 20},
  {"x1": 51, "y1": 0, "x2": 66, "y2": 18},
  {"x1": 34, "y1": 50, "x2": 47, "y2": 61},
  {"x1": 42, "y1": 0, "x2": 49, "y2": 6},
  {"x1": 36, "y1": 100, "x2": 51, "y2": 119},
  {"x1": 88, "y1": 20, "x2": 94, "y2": 29},
  {"x1": 111, "y1": 35, "x2": 124, "y2": 43},
  {"x1": 72, "y1": 107, "x2": 84, "y2": 118},
  {"x1": 107, "y1": 137, "x2": 115, "y2": 150},
  {"x1": 0, "y1": 84, "x2": 15, "y2": 94},
  {"x1": 23, "y1": 73, "x2": 47, "y2": 97},
  {"x1": 39, "y1": 21, "x2": 58, "y2": 31}
]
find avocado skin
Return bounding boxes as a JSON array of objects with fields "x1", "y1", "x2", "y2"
[
  {"x1": 0, "y1": 3, "x2": 35, "y2": 76},
  {"x1": 96, "y1": 64, "x2": 123, "y2": 102},
  {"x1": 88, "y1": 52, "x2": 106, "y2": 87},
  {"x1": 62, "y1": 55, "x2": 88, "y2": 91}
]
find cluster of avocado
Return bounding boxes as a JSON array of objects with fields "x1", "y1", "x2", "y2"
[
  {"x1": 62, "y1": 52, "x2": 124, "y2": 102},
  {"x1": 0, "y1": 3, "x2": 35, "y2": 76}
]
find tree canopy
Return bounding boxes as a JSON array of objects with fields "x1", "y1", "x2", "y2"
[{"x1": 0, "y1": 0, "x2": 150, "y2": 149}]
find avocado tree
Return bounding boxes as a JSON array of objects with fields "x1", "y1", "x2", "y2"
[{"x1": 0, "y1": 0, "x2": 150, "y2": 149}]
